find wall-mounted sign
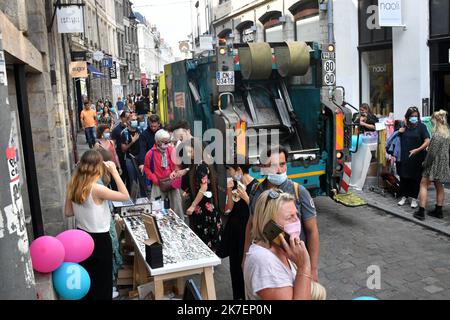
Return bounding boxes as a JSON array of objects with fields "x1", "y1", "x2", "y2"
[
  {"x1": 71, "y1": 51, "x2": 86, "y2": 61},
  {"x1": 102, "y1": 57, "x2": 113, "y2": 68},
  {"x1": 378, "y1": 0, "x2": 403, "y2": 27},
  {"x1": 110, "y1": 62, "x2": 117, "y2": 79},
  {"x1": 93, "y1": 51, "x2": 104, "y2": 62},
  {"x1": 57, "y1": 6, "x2": 84, "y2": 33},
  {"x1": 69, "y1": 61, "x2": 88, "y2": 78}
]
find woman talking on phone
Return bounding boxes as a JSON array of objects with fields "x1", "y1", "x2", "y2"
[
  {"x1": 243, "y1": 189, "x2": 325, "y2": 300},
  {"x1": 64, "y1": 150, "x2": 129, "y2": 300}
]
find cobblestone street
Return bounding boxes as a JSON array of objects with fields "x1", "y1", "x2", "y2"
[{"x1": 213, "y1": 197, "x2": 450, "y2": 300}]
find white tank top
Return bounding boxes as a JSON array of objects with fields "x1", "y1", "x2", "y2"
[{"x1": 72, "y1": 186, "x2": 111, "y2": 233}]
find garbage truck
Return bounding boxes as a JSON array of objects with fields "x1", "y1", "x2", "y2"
[{"x1": 156, "y1": 40, "x2": 353, "y2": 212}]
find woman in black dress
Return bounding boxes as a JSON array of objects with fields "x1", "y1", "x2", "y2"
[
  {"x1": 178, "y1": 139, "x2": 222, "y2": 251},
  {"x1": 222, "y1": 161, "x2": 256, "y2": 300},
  {"x1": 397, "y1": 106, "x2": 430, "y2": 208}
]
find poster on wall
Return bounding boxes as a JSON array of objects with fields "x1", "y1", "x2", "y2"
[{"x1": 174, "y1": 92, "x2": 185, "y2": 108}]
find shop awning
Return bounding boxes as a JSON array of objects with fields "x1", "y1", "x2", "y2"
[{"x1": 87, "y1": 64, "x2": 104, "y2": 78}]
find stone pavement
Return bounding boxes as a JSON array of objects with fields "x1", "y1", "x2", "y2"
[
  {"x1": 315, "y1": 197, "x2": 450, "y2": 300},
  {"x1": 352, "y1": 187, "x2": 450, "y2": 237}
]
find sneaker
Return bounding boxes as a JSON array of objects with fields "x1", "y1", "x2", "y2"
[
  {"x1": 410, "y1": 199, "x2": 418, "y2": 209},
  {"x1": 113, "y1": 291, "x2": 119, "y2": 299},
  {"x1": 397, "y1": 197, "x2": 407, "y2": 206}
]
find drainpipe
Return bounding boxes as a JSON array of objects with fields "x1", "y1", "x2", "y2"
[{"x1": 327, "y1": 0, "x2": 335, "y2": 44}]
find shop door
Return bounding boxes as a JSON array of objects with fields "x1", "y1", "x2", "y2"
[{"x1": 432, "y1": 69, "x2": 450, "y2": 116}]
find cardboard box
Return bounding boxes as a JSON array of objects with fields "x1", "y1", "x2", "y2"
[
  {"x1": 142, "y1": 214, "x2": 164, "y2": 269},
  {"x1": 117, "y1": 277, "x2": 133, "y2": 286}
]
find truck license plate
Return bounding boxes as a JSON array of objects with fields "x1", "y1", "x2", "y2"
[{"x1": 216, "y1": 71, "x2": 235, "y2": 86}]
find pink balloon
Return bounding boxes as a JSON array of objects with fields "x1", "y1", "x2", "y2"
[
  {"x1": 30, "y1": 236, "x2": 65, "y2": 273},
  {"x1": 56, "y1": 230, "x2": 94, "y2": 263}
]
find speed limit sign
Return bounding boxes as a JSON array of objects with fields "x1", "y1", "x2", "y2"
[
  {"x1": 324, "y1": 60, "x2": 336, "y2": 73},
  {"x1": 323, "y1": 72, "x2": 336, "y2": 86}
]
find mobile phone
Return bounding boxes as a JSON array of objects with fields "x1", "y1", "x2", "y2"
[{"x1": 263, "y1": 220, "x2": 290, "y2": 247}]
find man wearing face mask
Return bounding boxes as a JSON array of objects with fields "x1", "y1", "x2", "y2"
[
  {"x1": 243, "y1": 146, "x2": 320, "y2": 282},
  {"x1": 144, "y1": 130, "x2": 183, "y2": 218},
  {"x1": 138, "y1": 114, "x2": 161, "y2": 173},
  {"x1": 120, "y1": 112, "x2": 143, "y2": 190}
]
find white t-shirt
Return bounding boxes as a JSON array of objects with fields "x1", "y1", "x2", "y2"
[{"x1": 243, "y1": 244, "x2": 296, "y2": 300}]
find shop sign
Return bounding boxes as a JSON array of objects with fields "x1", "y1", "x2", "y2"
[
  {"x1": 57, "y1": 6, "x2": 84, "y2": 33},
  {"x1": 371, "y1": 64, "x2": 387, "y2": 73},
  {"x1": 69, "y1": 61, "x2": 88, "y2": 78},
  {"x1": 109, "y1": 62, "x2": 117, "y2": 79},
  {"x1": 102, "y1": 57, "x2": 113, "y2": 68},
  {"x1": 93, "y1": 51, "x2": 104, "y2": 62},
  {"x1": 378, "y1": 0, "x2": 402, "y2": 27},
  {"x1": 71, "y1": 51, "x2": 86, "y2": 61}
]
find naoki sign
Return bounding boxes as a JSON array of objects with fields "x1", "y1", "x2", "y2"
[{"x1": 378, "y1": 0, "x2": 402, "y2": 27}]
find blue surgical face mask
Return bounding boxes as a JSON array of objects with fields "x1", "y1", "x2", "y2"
[
  {"x1": 103, "y1": 132, "x2": 111, "y2": 140},
  {"x1": 139, "y1": 122, "x2": 146, "y2": 129},
  {"x1": 131, "y1": 120, "x2": 138, "y2": 128},
  {"x1": 267, "y1": 172, "x2": 288, "y2": 186},
  {"x1": 409, "y1": 117, "x2": 418, "y2": 124}
]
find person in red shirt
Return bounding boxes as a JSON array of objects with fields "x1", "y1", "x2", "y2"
[{"x1": 144, "y1": 130, "x2": 183, "y2": 218}]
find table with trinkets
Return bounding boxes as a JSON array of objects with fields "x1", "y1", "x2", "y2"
[{"x1": 123, "y1": 208, "x2": 221, "y2": 300}]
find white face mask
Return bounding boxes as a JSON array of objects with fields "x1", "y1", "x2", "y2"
[{"x1": 267, "y1": 172, "x2": 288, "y2": 186}]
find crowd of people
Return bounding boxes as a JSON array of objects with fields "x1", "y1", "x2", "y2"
[
  {"x1": 73, "y1": 95, "x2": 450, "y2": 301},
  {"x1": 73, "y1": 95, "x2": 326, "y2": 301}
]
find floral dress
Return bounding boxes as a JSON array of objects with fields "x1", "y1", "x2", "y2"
[{"x1": 191, "y1": 162, "x2": 222, "y2": 251}]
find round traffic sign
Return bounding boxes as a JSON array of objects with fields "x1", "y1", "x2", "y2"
[{"x1": 323, "y1": 72, "x2": 336, "y2": 86}]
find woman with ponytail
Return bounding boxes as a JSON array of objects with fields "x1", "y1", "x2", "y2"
[{"x1": 414, "y1": 110, "x2": 450, "y2": 221}]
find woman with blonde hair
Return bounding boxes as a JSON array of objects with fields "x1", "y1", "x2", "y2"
[
  {"x1": 64, "y1": 150, "x2": 129, "y2": 300},
  {"x1": 243, "y1": 189, "x2": 326, "y2": 300},
  {"x1": 414, "y1": 110, "x2": 450, "y2": 221}
]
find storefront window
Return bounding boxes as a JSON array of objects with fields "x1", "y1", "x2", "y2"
[
  {"x1": 361, "y1": 49, "x2": 394, "y2": 116},
  {"x1": 265, "y1": 25, "x2": 283, "y2": 42},
  {"x1": 430, "y1": 0, "x2": 450, "y2": 37}
]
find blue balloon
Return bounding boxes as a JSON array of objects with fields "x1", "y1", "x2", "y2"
[
  {"x1": 353, "y1": 296, "x2": 379, "y2": 300},
  {"x1": 52, "y1": 262, "x2": 91, "y2": 300}
]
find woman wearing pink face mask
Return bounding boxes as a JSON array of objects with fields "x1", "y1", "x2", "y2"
[{"x1": 243, "y1": 189, "x2": 326, "y2": 300}]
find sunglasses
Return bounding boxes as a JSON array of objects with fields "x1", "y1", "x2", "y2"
[{"x1": 264, "y1": 189, "x2": 284, "y2": 211}]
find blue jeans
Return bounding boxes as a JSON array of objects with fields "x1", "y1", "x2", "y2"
[{"x1": 85, "y1": 127, "x2": 96, "y2": 148}]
